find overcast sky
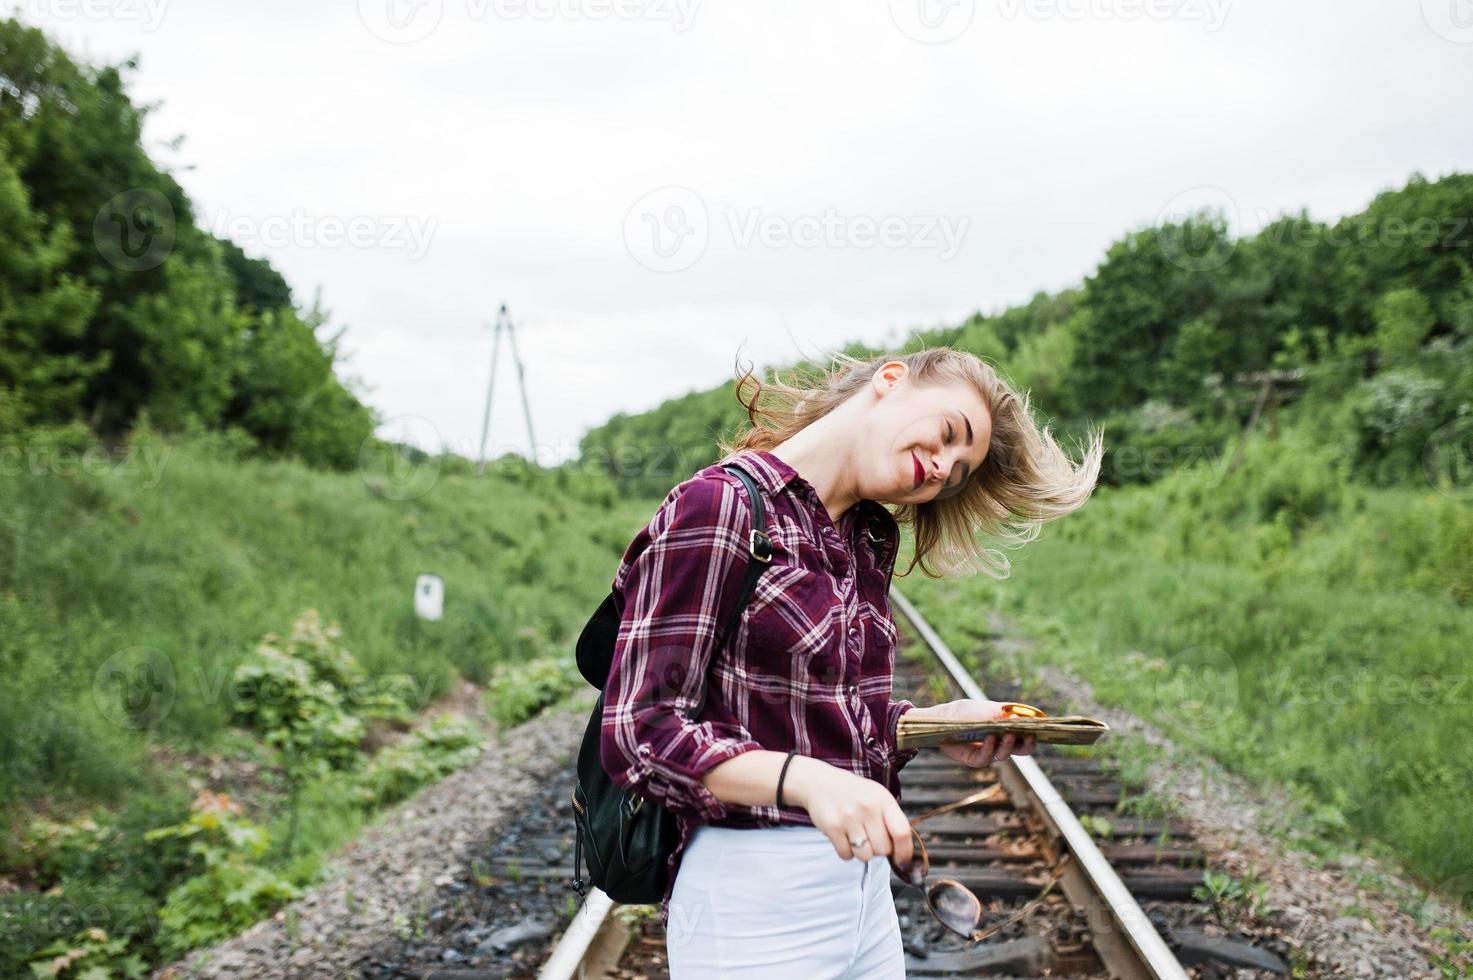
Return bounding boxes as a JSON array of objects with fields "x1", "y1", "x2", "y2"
[{"x1": 22, "y1": 0, "x2": 1473, "y2": 463}]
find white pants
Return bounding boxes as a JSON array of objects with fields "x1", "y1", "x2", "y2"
[{"x1": 665, "y1": 823, "x2": 906, "y2": 978}]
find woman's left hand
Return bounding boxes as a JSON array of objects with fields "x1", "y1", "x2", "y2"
[{"x1": 910, "y1": 699, "x2": 1038, "y2": 768}]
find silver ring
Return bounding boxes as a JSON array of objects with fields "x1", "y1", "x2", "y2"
[{"x1": 850, "y1": 836, "x2": 868, "y2": 849}]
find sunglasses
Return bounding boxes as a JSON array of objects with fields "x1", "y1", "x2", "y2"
[{"x1": 886, "y1": 783, "x2": 1069, "y2": 943}]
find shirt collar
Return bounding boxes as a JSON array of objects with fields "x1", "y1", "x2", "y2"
[{"x1": 719, "y1": 448, "x2": 900, "y2": 566}]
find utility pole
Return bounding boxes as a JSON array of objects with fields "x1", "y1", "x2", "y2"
[
  {"x1": 475, "y1": 304, "x2": 538, "y2": 476},
  {"x1": 1225, "y1": 368, "x2": 1304, "y2": 475}
]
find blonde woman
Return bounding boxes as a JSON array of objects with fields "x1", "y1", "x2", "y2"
[{"x1": 600, "y1": 348, "x2": 1103, "y2": 977}]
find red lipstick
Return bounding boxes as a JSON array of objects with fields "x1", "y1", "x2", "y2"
[{"x1": 911, "y1": 452, "x2": 924, "y2": 489}]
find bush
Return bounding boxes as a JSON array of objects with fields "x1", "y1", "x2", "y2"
[
  {"x1": 143, "y1": 792, "x2": 300, "y2": 958},
  {"x1": 483, "y1": 656, "x2": 583, "y2": 729},
  {"x1": 351, "y1": 713, "x2": 484, "y2": 808},
  {"x1": 229, "y1": 610, "x2": 414, "y2": 771}
]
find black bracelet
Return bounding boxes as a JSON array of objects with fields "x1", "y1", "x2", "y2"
[{"x1": 775, "y1": 749, "x2": 798, "y2": 809}]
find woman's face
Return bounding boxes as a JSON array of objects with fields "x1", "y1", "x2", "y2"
[{"x1": 866, "y1": 361, "x2": 992, "y2": 506}]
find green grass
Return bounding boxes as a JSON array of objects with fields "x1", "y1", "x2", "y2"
[
  {"x1": 0, "y1": 422, "x2": 667, "y2": 973},
  {"x1": 902, "y1": 428, "x2": 1473, "y2": 908},
  {"x1": 0, "y1": 423, "x2": 651, "y2": 815}
]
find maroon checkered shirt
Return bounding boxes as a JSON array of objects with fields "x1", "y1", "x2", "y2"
[{"x1": 599, "y1": 447, "x2": 921, "y2": 928}]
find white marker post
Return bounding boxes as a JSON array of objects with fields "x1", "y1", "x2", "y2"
[{"x1": 414, "y1": 574, "x2": 444, "y2": 621}]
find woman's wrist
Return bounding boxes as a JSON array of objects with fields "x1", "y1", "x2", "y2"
[
  {"x1": 899, "y1": 702, "x2": 937, "y2": 722},
  {"x1": 781, "y1": 754, "x2": 824, "y2": 810}
]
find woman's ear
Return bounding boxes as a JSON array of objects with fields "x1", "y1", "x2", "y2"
[{"x1": 875, "y1": 360, "x2": 907, "y2": 390}]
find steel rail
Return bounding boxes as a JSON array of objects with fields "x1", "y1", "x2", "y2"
[
  {"x1": 539, "y1": 886, "x2": 622, "y2": 980},
  {"x1": 890, "y1": 585, "x2": 1189, "y2": 980}
]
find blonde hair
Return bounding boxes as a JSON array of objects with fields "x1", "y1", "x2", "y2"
[{"x1": 718, "y1": 346, "x2": 1104, "y2": 579}]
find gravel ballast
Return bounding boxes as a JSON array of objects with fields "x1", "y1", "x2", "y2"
[{"x1": 154, "y1": 689, "x2": 597, "y2": 980}]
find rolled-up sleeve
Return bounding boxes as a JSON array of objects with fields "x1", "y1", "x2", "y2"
[
  {"x1": 885, "y1": 698, "x2": 921, "y2": 774},
  {"x1": 600, "y1": 475, "x2": 765, "y2": 823}
]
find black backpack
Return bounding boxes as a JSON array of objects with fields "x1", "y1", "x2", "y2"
[{"x1": 570, "y1": 462, "x2": 773, "y2": 904}]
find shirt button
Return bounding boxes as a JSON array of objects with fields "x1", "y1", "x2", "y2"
[
  {"x1": 637, "y1": 744, "x2": 651, "y2": 756},
  {"x1": 848, "y1": 626, "x2": 858, "y2": 636},
  {"x1": 865, "y1": 735, "x2": 877, "y2": 748},
  {"x1": 847, "y1": 684, "x2": 857, "y2": 696}
]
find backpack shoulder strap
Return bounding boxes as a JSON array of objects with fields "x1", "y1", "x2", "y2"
[{"x1": 716, "y1": 461, "x2": 772, "y2": 649}]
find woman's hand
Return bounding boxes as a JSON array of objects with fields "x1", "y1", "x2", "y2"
[
  {"x1": 909, "y1": 699, "x2": 1038, "y2": 768},
  {"x1": 785, "y1": 757, "x2": 914, "y2": 870}
]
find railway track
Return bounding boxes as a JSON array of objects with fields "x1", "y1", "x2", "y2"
[{"x1": 537, "y1": 586, "x2": 1292, "y2": 978}]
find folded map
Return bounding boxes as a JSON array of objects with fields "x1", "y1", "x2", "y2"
[{"x1": 896, "y1": 712, "x2": 1110, "y2": 751}]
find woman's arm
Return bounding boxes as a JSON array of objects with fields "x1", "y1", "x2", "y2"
[
  {"x1": 697, "y1": 748, "x2": 819, "y2": 809},
  {"x1": 599, "y1": 475, "x2": 765, "y2": 822}
]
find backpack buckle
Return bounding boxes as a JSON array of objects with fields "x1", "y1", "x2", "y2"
[{"x1": 749, "y1": 529, "x2": 773, "y2": 564}]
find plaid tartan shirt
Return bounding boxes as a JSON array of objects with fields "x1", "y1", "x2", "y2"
[{"x1": 599, "y1": 447, "x2": 921, "y2": 927}]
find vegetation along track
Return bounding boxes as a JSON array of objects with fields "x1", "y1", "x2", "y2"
[{"x1": 537, "y1": 586, "x2": 1305, "y2": 979}]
